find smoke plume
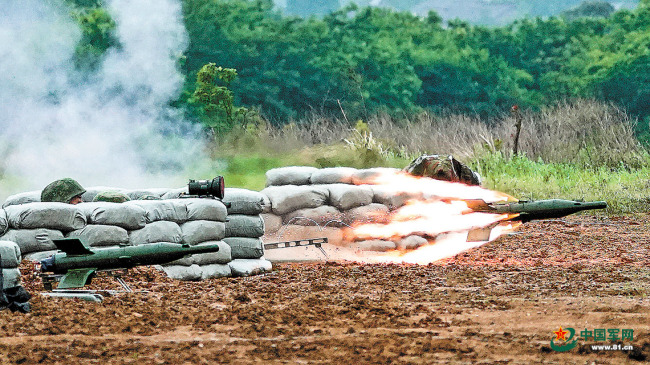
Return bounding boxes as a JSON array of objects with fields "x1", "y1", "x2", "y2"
[{"x1": 0, "y1": 0, "x2": 206, "y2": 197}]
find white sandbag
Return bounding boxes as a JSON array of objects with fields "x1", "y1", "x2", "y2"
[
  {"x1": 2, "y1": 191, "x2": 41, "y2": 208},
  {"x1": 351, "y1": 167, "x2": 400, "y2": 185},
  {"x1": 229, "y1": 258, "x2": 272, "y2": 277},
  {"x1": 353, "y1": 240, "x2": 397, "y2": 252},
  {"x1": 261, "y1": 185, "x2": 329, "y2": 216},
  {"x1": 126, "y1": 200, "x2": 188, "y2": 224},
  {"x1": 184, "y1": 199, "x2": 227, "y2": 222},
  {"x1": 180, "y1": 220, "x2": 225, "y2": 245},
  {"x1": 200, "y1": 263, "x2": 232, "y2": 279},
  {"x1": 2, "y1": 268, "x2": 21, "y2": 289},
  {"x1": 22, "y1": 250, "x2": 58, "y2": 262},
  {"x1": 265, "y1": 166, "x2": 318, "y2": 186},
  {"x1": 4, "y1": 202, "x2": 86, "y2": 231},
  {"x1": 266, "y1": 224, "x2": 344, "y2": 247},
  {"x1": 161, "y1": 264, "x2": 202, "y2": 281},
  {"x1": 261, "y1": 213, "x2": 283, "y2": 233},
  {"x1": 310, "y1": 167, "x2": 357, "y2": 185},
  {"x1": 222, "y1": 188, "x2": 268, "y2": 215},
  {"x1": 124, "y1": 190, "x2": 162, "y2": 200},
  {"x1": 78, "y1": 202, "x2": 147, "y2": 230},
  {"x1": 327, "y1": 184, "x2": 374, "y2": 211},
  {"x1": 397, "y1": 235, "x2": 428, "y2": 250},
  {"x1": 343, "y1": 203, "x2": 390, "y2": 224},
  {"x1": 371, "y1": 185, "x2": 423, "y2": 209},
  {"x1": 223, "y1": 237, "x2": 264, "y2": 259},
  {"x1": 66, "y1": 225, "x2": 129, "y2": 247},
  {"x1": 81, "y1": 186, "x2": 125, "y2": 202},
  {"x1": 225, "y1": 215, "x2": 265, "y2": 238},
  {"x1": 168, "y1": 241, "x2": 232, "y2": 266},
  {"x1": 282, "y1": 206, "x2": 344, "y2": 226},
  {"x1": 0, "y1": 209, "x2": 7, "y2": 235},
  {"x1": 129, "y1": 221, "x2": 182, "y2": 245},
  {"x1": 0, "y1": 241, "x2": 21, "y2": 268},
  {"x1": 0, "y1": 229, "x2": 63, "y2": 254},
  {"x1": 161, "y1": 187, "x2": 188, "y2": 199}
]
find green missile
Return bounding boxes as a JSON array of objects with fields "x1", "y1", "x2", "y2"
[
  {"x1": 465, "y1": 199, "x2": 607, "y2": 223},
  {"x1": 41, "y1": 238, "x2": 220, "y2": 289}
]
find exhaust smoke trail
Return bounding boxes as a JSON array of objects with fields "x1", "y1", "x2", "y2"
[{"x1": 0, "y1": 0, "x2": 206, "y2": 197}]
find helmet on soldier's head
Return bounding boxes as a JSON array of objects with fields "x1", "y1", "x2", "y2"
[
  {"x1": 41, "y1": 178, "x2": 86, "y2": 204},
  {"x1": 93, "y1": 190, "x2": 131, "y2": 203}
]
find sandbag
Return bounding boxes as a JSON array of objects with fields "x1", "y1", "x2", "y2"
[
  {"x1": 343, "y1": 203, "x2": 390, "y2": 224},
  {"x1": 397, "y1": 235, "x2": 428, "y2": 250},
  {"x1": 0, "y1": 209, "x2": 7, "y2": 235},
  {"x1": 78, "y1": 202, "x2": 147, "y2": 230},
  {"x1": 4, "y1": 202, "x2": 86, "y2": 231},
  {"x1": 223, "y1": 237, "x2": 264, "y2": 259},
  {"x1": 180, "y1": 220, "x2": 225, "y2": 245},
  {"x1": 161, "y1": 264, "x2": 202, "y2": 281},
  {"x1": 2, "y1": 268, "x2": 21, "y2": 289},
  {"x1": 261, "y1": 213, "x2": 283, "y2": 233},
  {"x1": 167, "y1": 241, "x2": 231, "y2": 266},
  {"x1": 126, "y1": 200, "x2": 188, "y2": 224},
  {"x1": 0, "y1": 229, "x2": 64, "y2": 254},
  {"x1": 229, "y1": 258, "x2": 272, "y2": 277},
  {"x1": 351, "y1": 167, "x2": 400, "y2": 185},
  {"x1": 225, "y1": 215, "x2": 265, "y2": 238},
  {"x1": 200, "y1": 263, "x2": 232, "y2": 279},
  {"x1": 262, "y1": 185, "x2": 329, "y2": 216},
  {"x1": 282, "y1": 206, "x2": 344, "y2": 226},
  {"x1": 0, "y1": 241, "x2": 21, "y2": 268},
  {"x1": 265, "y1": 166, "x2": 318, "y2": 186},
  {"x1": 184, "y1": 199, "x2": 227, "y2": 222},
  {"x1": 371, "y1": 185, "x2": 423, "y2": 209},
  {"x1": 222, "y1": 188, "x2": 268, "y2": 215},
  {"x1": 327, "y1": 184, "x2": 373, "y2": 211},
  {"x1": 161, "y1": 187, "x2": 188, "y2": 199},
  {"x1": 310, "y1": 167, "x2": 357, "y2": 185},
  {"x1": 66, "y1": 225, "x2": 129, "y2": 247},
  {"x1": 2, "y1": 191, "x2": 40, "y2": 208},
  {"x1": 129, "y1": 221, "x2": 182, "y2": 245},
  {"x1": 81, "y1": 186, "x2": 125, "y2": 203},
  {"x1": 353, "y1": 240, "x2": 397, "y2": 252}
]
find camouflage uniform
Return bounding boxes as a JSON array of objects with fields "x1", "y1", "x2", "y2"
[
  {"x1": 41, "y1": 178, "x2": 86, "y2": 203},
  {"x1": 92, "y1": 191, "x2": 131, "y2": 203},
  {"x1": 137, "y1": 194, "x2": 161, "y2": 200},
  {"x1": 404, "y1": 155, "x2": 481, "y2": 186}
]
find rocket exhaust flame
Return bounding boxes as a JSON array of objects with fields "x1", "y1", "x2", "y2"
[{"x1": 344, "y1": 170, "x2": 605, "y2": 265}]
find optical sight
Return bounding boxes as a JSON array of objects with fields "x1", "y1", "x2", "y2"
[{"x1": 188, "y1": 176, "x2": 225, "y2": 199}]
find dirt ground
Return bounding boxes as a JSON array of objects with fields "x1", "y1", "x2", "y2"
[{"x1": 1, "y1": 214, "x2": 649, "y2": 364}]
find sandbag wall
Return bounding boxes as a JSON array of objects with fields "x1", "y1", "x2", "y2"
[
  {"x1": 1, "y1": 241, "x2": 22, "y2": 289},
  {"x1": 1, "y1": 187, "x2": 272, "y2": 281},
  {"x1": 261, "y1": 166, "x2": 430, "y2": 252}
]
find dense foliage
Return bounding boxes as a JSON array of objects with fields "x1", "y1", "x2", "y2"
[{"x1": 68, "y1": 0, "x2": 650, "y2": 142}]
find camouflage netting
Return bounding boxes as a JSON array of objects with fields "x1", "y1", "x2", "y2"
[{"x1": 0, "y1": 186, "x2": 272, "y2": 282}]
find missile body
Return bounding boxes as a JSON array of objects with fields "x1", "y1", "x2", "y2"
[{"x1": 467, "y1": 199, "x2": 607, "y2": 223}]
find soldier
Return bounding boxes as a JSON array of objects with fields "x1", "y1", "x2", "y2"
[
  {"x1": 404, "y1": 155, "x2": 481, "y2": 186},
  {"x1": 40, "y1": 178, "x2": 86, "y2": 205},
  {"x1": 92, "y1": 191, "x2": 131, "y2": 203}
]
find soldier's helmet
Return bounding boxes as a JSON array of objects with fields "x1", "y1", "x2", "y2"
[
  {"x1": 137, "y1": 194, "x2": 161, "y2": 200},
  {"x1": 41, "y1": 178, "x2": 86, "y2": 203},
  {"x1": 92, "y1": 191, "x2": 131, "y2": 203}
]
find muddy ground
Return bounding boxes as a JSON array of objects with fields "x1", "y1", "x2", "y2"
[{"x1": 1, "y1": 214, "x2": 649, "y2": 364}]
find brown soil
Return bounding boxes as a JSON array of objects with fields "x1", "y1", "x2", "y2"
[{"x1": 1, "y1": 214, "x2": 649, "y2": 364}]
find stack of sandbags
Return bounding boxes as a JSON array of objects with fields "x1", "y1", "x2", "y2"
[
  {"x1": 261, "y1": 166, "x2": 428, "y2": 252},
  {"x1": 1, "y1": 240, "x2": 22, "y2": 289},
  {"x1": 0, "y1": 203, "x2": 85, "y2": 260},
  {"x1": 219, "y1": 188, "x2": 272, "y2": 277},
  {"x1": 126, "y1": 198, "x2": 232, "y2": 281}
]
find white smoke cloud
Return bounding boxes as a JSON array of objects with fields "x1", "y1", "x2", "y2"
[{"x1": 0, "y1": 0, "x2": 208, "y2": 197}]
